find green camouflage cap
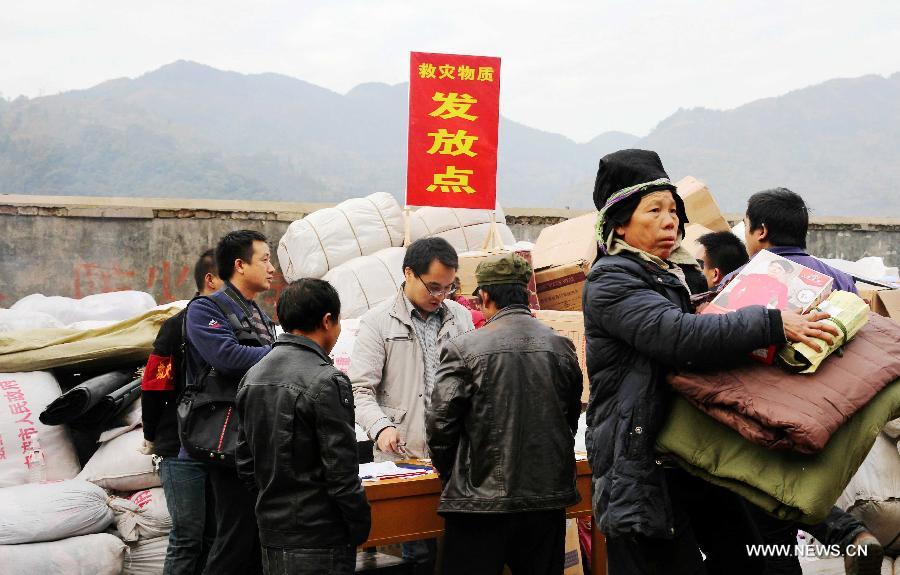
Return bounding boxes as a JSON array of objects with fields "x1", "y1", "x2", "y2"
[{"x1": 475, "y1": 253, "x2": 533, "y2": 288}]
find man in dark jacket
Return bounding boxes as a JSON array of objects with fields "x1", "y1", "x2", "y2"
[
  {"x1": 702, "y1": 198, "x2": 883, "y2": 575},
  {"x1": 427, "y1": 253, "x2": 583, "y2": 575},
  {"x1": 184, "y1": 230, "x2": 275, "y2": 575},
  {"x1": 236, "y1": 278, "x2": 371, "y2": 575},
  {"x1": 140, "y1": 249, "x2": 221, "y2": 575},
  {"x1": 584, "y1": 149, "x2": 838, "y2": 574},
  {"x1": 726, "y1": 187, "x2": 858, "y2": 294}
]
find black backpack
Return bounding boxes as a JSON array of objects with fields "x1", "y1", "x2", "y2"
[{"x1": 176, "y1": 288, "x2": 271, "y2": 467}]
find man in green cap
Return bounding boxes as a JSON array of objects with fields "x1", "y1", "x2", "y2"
[{"x1": 426, "y1": 253, "x2": 584, "y2": 574}]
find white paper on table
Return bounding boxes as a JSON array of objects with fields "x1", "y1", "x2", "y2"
[{"x1": 358, "y1": 461, "x2": 429, "y2": 480}]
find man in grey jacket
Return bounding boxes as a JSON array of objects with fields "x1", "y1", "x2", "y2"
[
  {"x1": 351, "y1": 237, "x2": 474, "y2": 571},
  {"x1": 427, "y1": 253, "x2": 583, "y2": 574}
]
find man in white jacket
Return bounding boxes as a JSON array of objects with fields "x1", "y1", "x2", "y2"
[{"x1": 351, "y1": 237, "x2": 474, "y2": 573}]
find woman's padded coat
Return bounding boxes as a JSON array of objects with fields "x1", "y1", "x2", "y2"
[{"x1": 583, "y1": 252, "x2": 785, "y2": 539}]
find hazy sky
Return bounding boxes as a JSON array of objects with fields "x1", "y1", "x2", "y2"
[{"x1": 2, "y1": 1, "x2": 898, "y2": 141}]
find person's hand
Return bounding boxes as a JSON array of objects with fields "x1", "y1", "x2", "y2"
[
  {"x1": 376, "y1": 427, "x2": 401, "y2": 454},
  {"x1": 781, "y1": 310, "x2": 840, "y2": 353},
  {"x1": 138, "y1": 439, "x2": 155, "y2": 455}
]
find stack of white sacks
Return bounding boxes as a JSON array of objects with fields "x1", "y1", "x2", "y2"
[
  {"x1": 0, "y1": 291, "x2": 173, "y2": 575},
  {"x1": 276, "y1": 192, "x2": 519, "y2": 320},
  {"x1": 0, "y1": 370, "x2": 171, "y2": 575}
]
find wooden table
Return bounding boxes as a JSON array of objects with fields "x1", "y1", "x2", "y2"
[{"x1": 362, "y1": 458, "x2": 606, "y2": 574}]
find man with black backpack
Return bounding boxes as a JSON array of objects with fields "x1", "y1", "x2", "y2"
[
  {"x1": 140, "y1": 248, "x2": 222, "y2": 575},
  {"x1": 182, "y1": 230, "x2": 276, "y2": 575}
]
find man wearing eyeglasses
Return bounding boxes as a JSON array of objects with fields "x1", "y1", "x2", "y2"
[{"x1": 351, "y1": 237, "x2": 474, "y2": 573}]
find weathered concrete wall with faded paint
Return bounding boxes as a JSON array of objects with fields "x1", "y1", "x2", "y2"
[{"x1": 2, "y1": 196, "x2": 898, "y2": 317}]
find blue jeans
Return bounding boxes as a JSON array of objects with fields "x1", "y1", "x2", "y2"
[
  {"x1": 261, "y1": 545, "x2": 356, "y2": 575},
  {"x1": 402, "y1": 539, "x2": 437, "y2": 569},
  {"x1": 160, "y1": 457, "x2": 214, "y2": 575}
]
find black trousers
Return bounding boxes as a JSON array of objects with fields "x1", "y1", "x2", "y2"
[
  {"x1": 203, "y1": 464, "x2": 262, "y2": 575},
  {"x1": 605, "y1": 467, "x2": 766, "y2": 575},
  {"x1": 441, "y1": 508, "x2": 567, "y2": 575},
  {"x1": 750, "y1": 504, "x2": 868, "y2": 575}
]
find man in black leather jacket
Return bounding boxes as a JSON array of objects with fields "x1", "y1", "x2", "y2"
[
  {"x1": 236, "y1": 279, "x2": 371, "y2": 575},
  {"x1": 427, "y1": 253, "x2": 583, "y2": 575}
]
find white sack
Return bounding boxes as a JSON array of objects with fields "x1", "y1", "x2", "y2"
[
  {"x1": 123, "y1": 536, "x2": 169, "y2": 575},
  {"x1": 0, "y1": 480, "x2": 114, "y2": 544},
  {"x1": 884, "y1": 418, "x2": 900, "y2": 440},
  {"x1": 330, "y1": 318, "x2": 362, "y2": 376},
  {"x1": 0, "y1": 309, "x2": 64, "y2": 332},
  {"x1": 77, "y1": 428, "x2": 160, "y2": 491},
  {"x1": 0, "y1": 371, "x2": 81, "y2": 488},
  {"x1": 323, "y1": 247, "x2": 405, "y2": 320},
  {"x1": 97, "y1": 399, "x2": 143, "y2": 443},
  {"x1": 409, "y1": 205, "x2": 515, "y2": 253},
  {"x1": 837, "y1": 433, "x2": 900, "y2": 554},
  {"x1": 0, "y1": 533, "x2": 126, "y2": 575},
  {"x1": 10, "y1": 291, "x2": 157, "y2": 326},
  {"x1": 110, "y1": 487, "x2": 171, "y2": 542},
  {"x1": 277, "y1": 192, "x2": 404, "y2": 281},
  {"x1": 798, "y1": 556, "x2": 892, "y2": 575},
  {"x1": 839, "y1": 433, "x2": 900, "y2": 507}
]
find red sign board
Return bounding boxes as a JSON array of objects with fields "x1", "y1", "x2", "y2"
[{"x1": 406, "y1": 51, "x2": 501, "y2": 210}]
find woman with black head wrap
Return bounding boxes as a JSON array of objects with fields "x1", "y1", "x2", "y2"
[{"x1": 582, "y1": 149, "x2": 838, "y2": 574}]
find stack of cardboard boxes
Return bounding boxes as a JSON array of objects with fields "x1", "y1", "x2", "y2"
[{"x1": 531, "y1": 213, "x2": 598, "y2": 313}]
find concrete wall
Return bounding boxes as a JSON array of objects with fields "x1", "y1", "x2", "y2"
[{"x1": 2, "y1": 195, "x2": 898, "y2": 317}]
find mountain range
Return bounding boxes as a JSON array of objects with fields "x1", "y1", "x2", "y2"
[{"x1": 1, "y1": 61, "x2": 898, "y2": 215}]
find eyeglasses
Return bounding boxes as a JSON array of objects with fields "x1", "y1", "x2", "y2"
[{"x1": 416, "y1": 275, "x2": 457, "y2": 298}]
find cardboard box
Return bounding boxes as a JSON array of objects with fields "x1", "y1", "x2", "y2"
[
  {"x1": 702, "y1": 250, "x2": 834, "y2": 363},
  {"x1": 535, "y1": 261, "x2": 591, "y2": 311},
  {"x1": 564, "y1": 518, "x2": 584, "y2": 575},
  {"x1": 502, "y1": 519, "x2": 582, "y2": 575},
  {"x1": 856, "y1": 282, "x2": 889, "y2": 312},
  {"x1": 872, "y1": 289, "x2": 900, "y2": 323},
  {"x1": 676, "y1": 176, "x2": 731, "y2": 233},
  {"x1": 681, "y1": 223, "x2": 715, "y2": 260},
  {"x1": 458, "y1": 248, "x2": 540, "y2": 309},
  {"x1": 531, "y1": 213, "x2": 598, "y2": 311},
  {"x1": 534, "y1": 310, "x2": 589, "y2": 404},
  {"x1": 531, "y1": 212, "x2": 598, "y2": 271}
]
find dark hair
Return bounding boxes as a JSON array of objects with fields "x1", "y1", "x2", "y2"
[
  {"x1": 193, "y1": 249, "x2": 217, "y2": 291},
  {"x1": 746, "y1": 188, "x2": 808, "y2": 248},
  {"x1": 277, "y1": 278, "x2": 341, "y2": 333},
  {"x1": 215, "y1": 230, "x2": 268, "y2": 281},
  {"x1": 697, "y1": 232, "x2": 749, "y2": 277},
  {"x1": 402, "y1": 237, "x2": 458, "y2": 276},
  {"x1": 602, "y1": 189, "x2": 686, "y2": 241},
  {"x1": 480, "y1": 284, "x2": 529, "y2": 310}
]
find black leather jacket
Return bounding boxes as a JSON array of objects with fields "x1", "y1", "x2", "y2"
[
  {"x1": 235, "y1": 333, "x2": 371, "y2": 547},
  {"x1": 426, "y1": 305, "x2": 583, "y2": 513}
]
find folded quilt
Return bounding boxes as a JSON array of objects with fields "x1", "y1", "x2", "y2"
[
  {"x1": 667, "y1": 313, "x2": 900, "y2": 453},
  {"x1": 656, "y1": 378, "x2": 900, "y2": 524}
]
